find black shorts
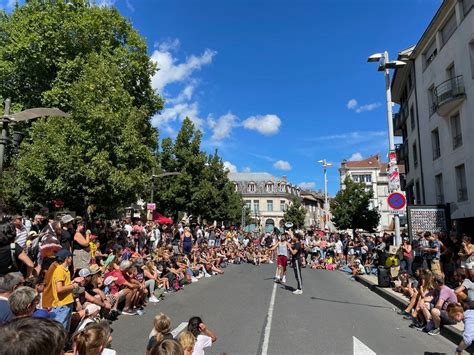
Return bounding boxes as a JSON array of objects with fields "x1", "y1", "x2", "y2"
[{"x1": 440, "y1": 310, "x2": 458, "y2": 326}]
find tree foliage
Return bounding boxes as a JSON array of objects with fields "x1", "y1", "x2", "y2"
[
  {"x1": 283, "y1": 198, "x2": 306, "y2": 229},
  {"x1": 154, "y1": 118, "x2": 244, "y2": 224},
  {"x1": 331, "y1": 177, "x2": 380, "y2": 232},
  {"x1": 0, "y1": 0, "x2": 162, "y2": 215}
]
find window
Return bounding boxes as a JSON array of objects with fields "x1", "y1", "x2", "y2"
[
  {"x1": 415, "y1": 181, "x2": 421, "y2": 204},
  {"x1": 435, "y1": 174, "x2": 444, "y2": 204},
  {"x1": 424, "y1": 40, "x2": 438, "y2": 69},
  {"x1": 441, "y1": 12, "x2": 457, "y2": 45},
  {"x1": 253, "y1": 200, "x2": 260, "y2": 212},
  {"x1": 451, "y1": 113, "x2": 463, "y2": 149},
  {"x1": 352, "y1": 174, "x2": 371, "y2": 183},
  {"x1": 455, "y1": 164, "x2": 468, "y2": 202},
  {"x1": 413, "y1": 141, "x2": 418, "y2": 168},
  {"x1": 280, "y1": 184, "x2": 286, "y2": 192},
  {"x1": 267, "y1": 200, "x2": 273, "y2": 212},
  {"x1": 431, "y1": 128, "x2": 441, "y2": 160},
  {"x1": 428, "y1": 85, "x2": 436, "y2": 115},
  {"x1": 265, "y1": 182, "x2": 274, "y2": 192},
  {"x1": 447, "y1": 63, "x2": 456, "y2": 80},
  {"x1": 245, "y1": 200, "x2": 251, "y2": 210},
  {"x1": 248, "y1": 182, "x2": 256, "y2": 192},
  {"x1": 410, "y1": 105, "x2": 416, "y2": 130},
  {"x1": 280, "y1": 200, "x2": 286, "y2": 211},
  {"x1": 234, "y1": 183, "x2": 239, "y2": 192}
]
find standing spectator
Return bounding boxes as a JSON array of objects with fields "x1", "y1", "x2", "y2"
[
  {"x1": 401, "y1": 238, "x2": 413, "y2": 275},
  {"x1": 73, "y1": 223, "x2": 91, "y2": 271},
  {"x1": 426, "y1": 233, "x2": 442, "y2": 277},
  {"x1": 30, "y1": 215, "x2": 44, "y2": 234},
  {"x1": 12, "y1": 215, "x2": 27, "y2": 249},
  {"x1": 51, "y1": 249, "x2": 83, "y2": 331},
  {"x1": 187, "y1": 316, "x2": 216, "y2": 355},
  {"x1": 287, "y1": 231, "x2": 303, "y2": 295},
  {"x1": 60, "y1": 215, "x2": 75, "y2": 252},
  {"x1": 459, "y1": 235, "x2": 474, "y2": 279},
  {"x1": 0, "y1": 229, "x2": 34, "y2": 277}
]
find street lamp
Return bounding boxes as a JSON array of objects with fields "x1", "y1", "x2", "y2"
[
  {"x1": 368, "y1": 51, "x2": 406, "y2": 246},
  {"x1": 0, "y1": 98, "x2": 69, "y2": 173},
  {"x1": 317, "y1": 159, "x2": 332, "y2": 229}
]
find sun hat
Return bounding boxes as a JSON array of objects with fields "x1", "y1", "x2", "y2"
[
  {"x1": 61, "y1": 214, "x2": 74, "y2": 224},
  {"x1": 89, "y1": 264, "x2": 101, "y2": 274},
  {"x1": 85, "y1": 303, "x2": 101, "y2": 315},
  {"x1": 103, "y1": 276, "x2": 118, "y2": 286}
]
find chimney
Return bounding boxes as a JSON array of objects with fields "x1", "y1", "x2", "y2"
[{"x1": 282, "y1": 176, "x2": 287, "y2": 183}]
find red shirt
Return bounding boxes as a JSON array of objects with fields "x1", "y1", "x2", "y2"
[{"x1": 105, "y1": 270, "x2": 126, "y2": 287}]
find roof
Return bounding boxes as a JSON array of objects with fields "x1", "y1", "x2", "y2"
[
  {"x1": 228, "y1": 172, "x2": 280, "y2": 182},
  {"x1": 341, "y1": 155, "x2": 387, "y2": 169}
]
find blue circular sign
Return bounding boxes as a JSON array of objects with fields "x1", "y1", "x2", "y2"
[{"x1": 388, "y1": 192, "x2": 406, "y2": 210}]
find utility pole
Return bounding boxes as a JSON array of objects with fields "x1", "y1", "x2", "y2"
[{"x1": 318, "y1": 159, "x2": 332, "y2": 229}]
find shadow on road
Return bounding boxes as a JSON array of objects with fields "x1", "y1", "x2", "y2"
[{"x1": 310, "y1": 296, "x2": 394, "y2": 310}]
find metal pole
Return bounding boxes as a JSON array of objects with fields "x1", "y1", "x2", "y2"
[
  {"x1": 0, "y1": 98, "x2": 11, "y2": 174},
  {"x1": 150, "y1": 167, "x2": 155, "y2": 203},
  {"x1": 383, "y1": 51, "x2": 401, "y2": 246}
]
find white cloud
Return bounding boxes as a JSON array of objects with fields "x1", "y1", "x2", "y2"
[
  {"x1": 223, "y1": 161, "x2": 237, "y2": 173},
  {"x1": 356, "y1": 102, "x2": 382, "y2": 113},
  {"x1": 347, "y1": 99, "x2": 382, "y2": 113},
  {"x1": 273, "y1": 160, "x2": 292, "y2": 171},
  {"x1": 316, "y1": 131, "x2": 385, "y2": 142},
  {"x1": 347, "y1": 99, "x2": 358, "y2": 109},
  {"x1": 151, "y1": 45, "x2": 216, "y2": 94},
  {"x1": 243, "y1": 167, "x2": 252, "y2": 172},
  {"x1": 0, "y1": 0, "x2": 16, "y2": 10},
  {"x1": 125, "y1": 0, "x2": 135, "y2": 11},
  {"x1": 243, "y1": 114, "x2": 281, "y2": 136},
  {"x1": 157, "y1": 39, "x2": 181, "y2": 53},
  {"x1": 348, "y1": 152, "x2": 363, "y2": 161},
  {"x1": 298, "y1": 182, "x2": 316, "y2": 190},
  {"x1": 209, "y1": 112, "x2": 239, "y2": 141},
  {"x1": 167, "y1": 82, "x2": 196, "y2": 104},
  {"x1": 152, "y1": 101, "x2": 204, "y2": 130},
  {"x1": 95, "y1": 0, "x2": 115, "y2": 6}
]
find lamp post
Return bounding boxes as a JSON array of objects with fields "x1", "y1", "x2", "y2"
[
  {"x1": 317, "y1": 159, "x2": 332, "y2": 229},
  {"x1": 368, "y1": 51, "x2": 406, "y2": 246},
  {"x1": 0, "y1": 98, "x2": 69, "y2": 174}
]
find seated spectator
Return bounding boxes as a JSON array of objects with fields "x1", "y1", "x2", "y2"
[
  {"x1": 8, "y1": 286, "x2": 39, "y2": 318},
  {"x1": 418, "y1": 275, "x2": 457, "y2": 334},
  {"x1": 431, "y1": 303, "x2": 464, "y2": 335},
  {"x1": 178, "y1": 331, "x2": 196, "y2": 355},
  {"x1": 0, "y1": 317, "x2": 67, "y2": 355},
  {"x1": 0, "y1": 272, "x2": 24, "y2": 325},
  {"x1": 455, "y1": 304, "x2": 474, "y2": 355},
  {"x1": 72, "y1": 321, "x2": 116, "y2": 355},
  {"x1": 150, "y1": 339, "x2": 184, "y2": 355},
  {"x1": 147, "y1": 312, "x2": 173, "y2": 354},
  {"x1": 455, "y1": 274, "x2": 474, "y2": 303},
  {"x1": 187, "y1": 316, "x2": 216, "y2": 355}
]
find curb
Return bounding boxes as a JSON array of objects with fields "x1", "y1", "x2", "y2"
[{"x1": 354, "y1": 275, "x2": 470, "y2": 350}]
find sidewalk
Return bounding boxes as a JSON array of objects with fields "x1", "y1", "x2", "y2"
[{"x1": 354, "y1": 274, "x2": 469, "y2": 349}]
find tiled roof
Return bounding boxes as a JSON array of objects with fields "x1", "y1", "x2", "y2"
[
  {"x1": 228, "y1": 172, "x2": 280, "y2": 182},
  {"x1": 342, "y1": 154, "x2": 386, "y2": 169}
]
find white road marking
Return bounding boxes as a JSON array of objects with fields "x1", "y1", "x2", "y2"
[
  {"x1": 353, "y1": 336, "x2": 376, "y2": 355},
  {"x1": 261, "y1": 282, "x2": 277, "y2": 355},
  {"x1": 171, "y1": 322, "x2": 188, "y2": 338}
]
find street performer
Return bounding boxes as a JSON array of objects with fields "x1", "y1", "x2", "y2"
[
  {"x1": 288, "y1": 230, "x2": 303, "y2": 295},
  {"x1": 270, "y1": 233, "x2": 289, "y2": 283}
]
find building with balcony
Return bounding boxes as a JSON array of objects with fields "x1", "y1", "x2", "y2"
[
  {"x1": 339, "y1": 155, "x2": 400, "y2": 232},
  {"x1": 228, "y1": 173, "x2": 302, "y2": 232},
  {"x1": 391, "y1": 0, "x2": 474, "y2": 233}
]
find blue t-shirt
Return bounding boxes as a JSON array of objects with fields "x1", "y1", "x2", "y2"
[
  {"x1": 430, "y1": 240, "x2": 440, "y2": 260},
  {"x1": 0, "y1": 299, "x2": 14, "y2": 325}
]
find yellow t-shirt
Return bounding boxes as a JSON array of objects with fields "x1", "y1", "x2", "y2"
[
  {"x1": 385, "y1": 255, "x2": 400, "y2": 267},
  {"x1": 52, "y1": 264, "x2": 74, "y2": 307},
  {"x1": 90, "y1": 242, "x2": 98, "y2": 258}
]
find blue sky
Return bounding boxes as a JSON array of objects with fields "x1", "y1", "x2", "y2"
[{"x1": 1, "y1": 0, "x2": 443, "y2": 195}]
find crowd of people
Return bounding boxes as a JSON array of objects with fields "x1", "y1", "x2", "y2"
[
  {"x1": 0, "y1": 213, "x2": 307, "y2": 354},
  {"x1": 1, "y1": 211, "x2": 473, "y2": 354}
]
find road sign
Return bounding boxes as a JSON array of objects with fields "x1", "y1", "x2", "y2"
[
  {"x1": 387, "y1": 192, "x2": 406, "y2": 210},
  {"x1": 147, "y1": 203, "x2": 156, "y2": 211}
]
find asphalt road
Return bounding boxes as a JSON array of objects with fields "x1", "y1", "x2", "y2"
[{"x1": 112, "y1": 263, "x2": 456, "y2": 355}]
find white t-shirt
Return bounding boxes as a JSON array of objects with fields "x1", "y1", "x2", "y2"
[
  {"x1": 463, "y1": 278, "x2": 474, "y2": 301},
  {"x1": 191, "y1": 334, "x2": 212, "y2": 355},
  {"x1": 335, "y1": 240, "x2": 343, "y2": 253}
]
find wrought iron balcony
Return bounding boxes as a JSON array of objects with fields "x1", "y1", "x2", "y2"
[{"x1": 433, "y1": 76, "x2": 466, "y2": 117}]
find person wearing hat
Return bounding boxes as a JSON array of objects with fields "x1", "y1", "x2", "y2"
[
  {"x1": 51, "y1": 249, "x2": 83, "y2": 331},
  {"x1": 78, "y1": 267, "x2": 111, "y2": 312}
]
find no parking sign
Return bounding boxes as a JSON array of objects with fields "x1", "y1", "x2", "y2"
[{"x1": 387, "y1": 192, "x2": 406, "y2": 210}]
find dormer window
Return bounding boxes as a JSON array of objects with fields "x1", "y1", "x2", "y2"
[
  {"x1": 234, "y1": 183, "x2": 239, "y2": 192},
  {"x1": 266, "y1": 182, "x2": 274, "y2": 192},
  {"x1": 248, "y1": 182, "x2": 256, "y2": 192},
  {"x1": 280, "y1": 183, "x2": 286, "y2": 192}
]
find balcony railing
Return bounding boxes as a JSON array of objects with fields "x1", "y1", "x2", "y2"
[{"x1": 433, "y1": 76, "x2": 466, "y2": 116}]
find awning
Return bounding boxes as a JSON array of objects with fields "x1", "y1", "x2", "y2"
[{"x1": 153, "y1": 212, "x2": 173, "y2": 224}]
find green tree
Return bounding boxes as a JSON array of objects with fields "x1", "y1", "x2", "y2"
[
  {"x1": 0, "y1": 1, "x2": 162, "y2": 215},
  {"x1": 154, "y1": 118, "x2": 244, "y2": 223},
  {"x1": 283, "y1": 198, "x2": 306, "y2": 229},
  {"x1": 331, "y1": 177, "x2": 380, "y2": 232}
]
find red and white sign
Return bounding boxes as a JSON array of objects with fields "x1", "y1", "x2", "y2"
[
  {"x1": 388, "y1": 150, "x2": 400, "y2": 192},
  {"x1": 147, "y1": 203, "x2": 156, "y2": 211}
]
